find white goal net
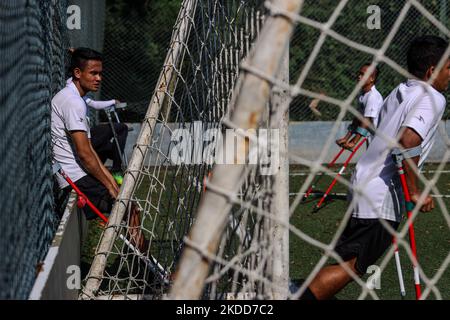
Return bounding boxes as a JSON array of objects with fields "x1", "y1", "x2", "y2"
[{"x1": 82, "y1": 0, "x2": 450, "y2": 300}]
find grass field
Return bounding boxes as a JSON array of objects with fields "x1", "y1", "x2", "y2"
[
  {"x1": 81, "y1": 162, "x2": 450, "y2": 300},
  {"x1": 289, "y1": 162, "x2": 450, "y2": 300}
]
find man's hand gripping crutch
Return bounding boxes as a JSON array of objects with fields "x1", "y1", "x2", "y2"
[
  {"x1": 304, "y1": 126, "x2": 368, "y2": 204},
  {"x1": 312, "y1": 127, "x2": 369, "y2": 213}
]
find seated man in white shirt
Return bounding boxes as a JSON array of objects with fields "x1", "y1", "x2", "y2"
[
  {"x1": 300, "y1": 35, "x2": 449, "y2": 300},
  {"x1": 336, "y1": 63, "x2": 384, "y2": 149},
  {"x1": 65, "y1": 75, "x2": 128, "y2": 184},
  {"x1": 51, "y1": 47, "x2": 146, "y2": 251}
]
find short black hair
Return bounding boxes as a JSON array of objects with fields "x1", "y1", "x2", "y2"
[
  {"x1": 407, "y1": 35, "x2": 449, "y2": 79},
  {"x1": 362, "y1": 63, "x2": 380, "y2": 83},
  {"x1": 69, "y1": 47, "x2": 102, "y2": 76}
]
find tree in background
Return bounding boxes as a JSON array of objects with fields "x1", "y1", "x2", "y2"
[
  {"x1": 101, "y1": 0, "x2": 182, "y2": 122},
  {"x1": 289, "y1": 0, "x2": 449, "y2": 121},
  {"x1": 100, "y1": 0, "x2": 448, "y2": 122}
]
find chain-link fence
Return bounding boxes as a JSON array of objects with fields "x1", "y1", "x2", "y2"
[
  {"x1": 99, "y1": 0, "x2": 182, "y2": 122},
  {"x1": 289, "y1": 0, "x2": 450, "y2": 121},
  {"x1": 0, "y1": 0, "x2": 68, "y2": 299}
]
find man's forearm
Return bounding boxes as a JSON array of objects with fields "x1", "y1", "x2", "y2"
[
  {"x1": 360, "y1": 117, "x2": 373, "y2": 130},
  {"x1": 80, "y1": 153, "x2": 115, "y2": 191},
  {"x1": 397, "y1": 127, "x2": 433, "y2": 211},
  {"x1": 350, "y1": 117, "x2": 360, "y2": 130},
  {"x1": 351, "y1": 117, "x2": 372, "y2": 143},
  {"x1": 69, "y1": 131, "x2": 118, "y2": 198},
  {"x1": 91, "y1": 144, "x2": 117, "y2": 188},
  {"x1": 402, "y1": 156, "x2": 420, "y2": 196},
  {"x1": 398, "y1": 127, "x2": 422, "y2": 196}
]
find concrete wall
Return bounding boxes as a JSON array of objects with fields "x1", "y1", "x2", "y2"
[
  {"x1": 66, "y1": 0, "x2": 106, "y2": 123},
  {"x1": 29, "y1": 193, "x2": 87, "y2": 300},
  {"x1": 121, "y1": 121, "x2": 450, "y2": 164},
  {"x1": 288, "y1": 120, "x2": 450, "y2": 163},
  {"x1": 67, "y1": 0, "x2": 105, "y2": 52}
]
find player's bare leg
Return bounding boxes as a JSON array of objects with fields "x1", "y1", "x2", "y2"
[
  {"x1": 307, "y1": 257, "x2": 359, "y2": 300},
  {"x1": 126, "y1": 203, "x2": 148, "y2": 253}
]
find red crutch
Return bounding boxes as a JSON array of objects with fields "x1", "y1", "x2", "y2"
[
  {"x1": 392, "y1": 150, "x2": 422, "y2": 300},
  {"x1": 303, "y1": 147, "x2": 345, "y2": 200},
  {"x1": 53, "y1": 163, "x2": 170, "y2": 284},
  {"x1": 312, "y1": 138, "x2": 367, "y2": 213},
  {"x1": 57, "y1": 167, "x2": 109, "y2": 223}
]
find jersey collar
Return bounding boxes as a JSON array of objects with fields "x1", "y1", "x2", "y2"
[{"x1": 66, "y1": 80, "x2": 82, "y2": 97}]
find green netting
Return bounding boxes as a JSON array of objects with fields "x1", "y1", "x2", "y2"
[{"x1": 0, "y1": 0, "x2": 68, "y2": 299}]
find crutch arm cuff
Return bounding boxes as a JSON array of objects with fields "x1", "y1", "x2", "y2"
[
  {"x1": 354, "y1": 126, "x2": 369, "y2": 137},
  {"x1": 391, "y1": 146, "x2": 422, "y2": 166}
]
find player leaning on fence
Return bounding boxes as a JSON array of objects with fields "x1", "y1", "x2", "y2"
[
  {"x1": 336, "y1": 63, "x2": 384, "y2": 150},
  {"x1": 300, "y1": 35, "x2": 450, "y2": 300},
  {"x1": 51, "y1": 48, "x2": 146, "y2": 251}
]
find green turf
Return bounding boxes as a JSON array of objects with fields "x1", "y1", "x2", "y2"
[
  {"x1": 289, "y1": 163, "x2": 450, "y2": 300},
  {"x1": 81, "y1": 163, "x2": 450, "y2": 299}
]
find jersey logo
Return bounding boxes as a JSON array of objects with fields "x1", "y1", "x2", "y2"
[
  {"x1": 415, "y1": 115, "x2": 425, "y2": 123},
  {"x1": 396, "y1": 90, "x2": 403, "y2": 104},
  {"x1": 79, "y1": 117, "x2": 84, "y2": 123}
]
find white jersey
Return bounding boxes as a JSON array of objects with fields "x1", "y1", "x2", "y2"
[
  {"x1": 358, "y1": 85, "x2": 384, "y2": 138},
  {"x1": 350, "y1": 79, "x2": 446, "y2": 222},
  {"x1": 51, "y1": 81, "x2": 91, "y2": 188}
]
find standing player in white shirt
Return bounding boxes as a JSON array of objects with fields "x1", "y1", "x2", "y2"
[
  {"x1": 300, "y1": 35, "x2": 449, "y2": 300},
  {"x1": 336, "y1": 63, "x2": 384, "y2": 149}
]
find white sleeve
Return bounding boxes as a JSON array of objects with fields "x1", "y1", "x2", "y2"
[
  {"x1": 402, "y1": 94, "x2": 445, "y2": 140},
  {"x1": 363, "y1": 92, "x2": 383, "y2": 119},
  {"x1": 84, "y1": 98, "x2": 116, "y2": 110},
  {"x1": 64, "y1": 98, "x2": 90, "y2": 133}
]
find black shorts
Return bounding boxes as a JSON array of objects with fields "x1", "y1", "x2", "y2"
[
  {"x1": 334, "y1": 217, "x2": 400, "y2": 275},
  {"x1": 71, "y1": 174, "x2": 114, "y2": 220}
]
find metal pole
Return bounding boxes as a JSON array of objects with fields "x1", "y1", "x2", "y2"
[
  {"x1": 271, "y1": 46, "x2": 289, "y2": 300},
  {"x1": 392, "y1": 237, "x2": 406, "y2": 298},
  {"x1": 394, "y1": 160, "x2": 421, "y2": 300},
  {"x1": 105, "y1": 110, "x2": 128, "y2": 169},
  {"x1": 81, "y1": 0, "x2": 199, "y2": 299},
  {"x1": 169, "y1": 0, "x2": 303, "y2": 300}
]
